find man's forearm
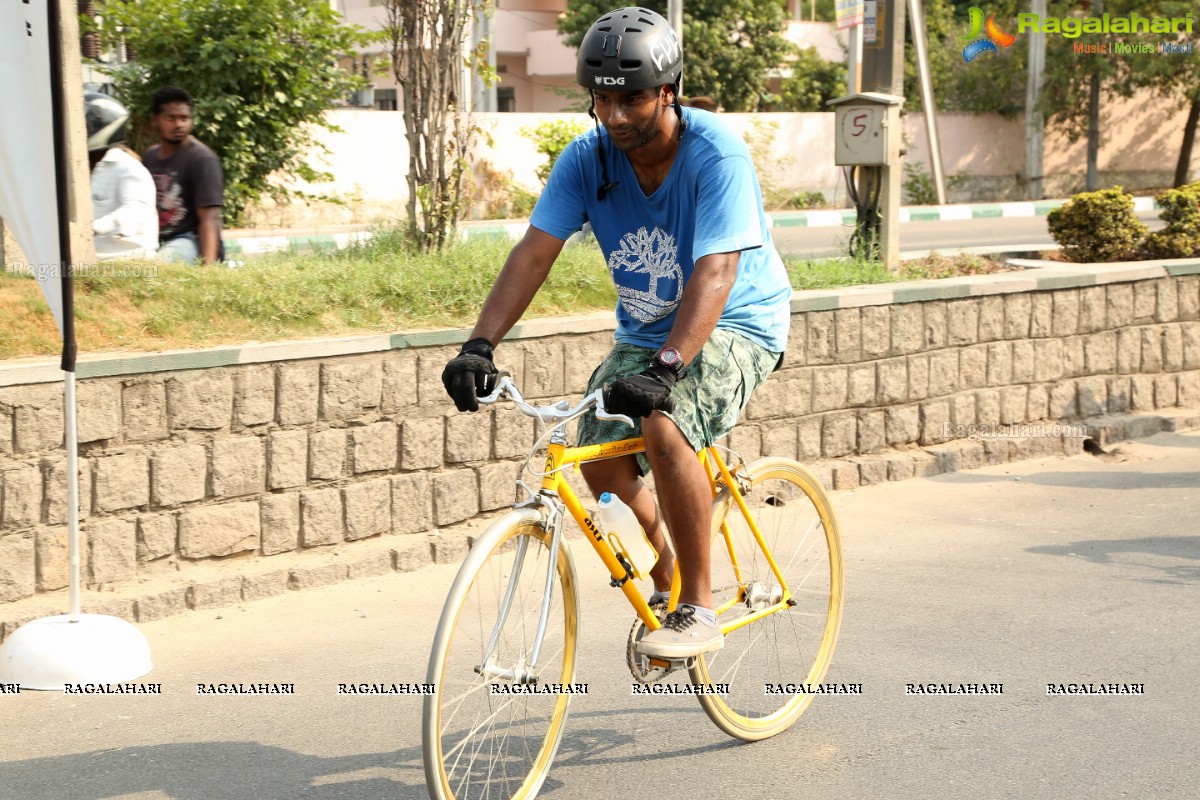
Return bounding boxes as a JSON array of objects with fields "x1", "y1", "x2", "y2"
[
  {"x1": 470, "y1": 227, "x2": 564, "y2": 345},
  {"x1": 198, "y1": 217, "x2": 220, "y2": 264},
  {"x1": 664, "y1": 252, "x2": 739, "y2": 362}
]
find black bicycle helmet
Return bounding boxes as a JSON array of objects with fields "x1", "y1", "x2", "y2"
[
  {"x1": 85, "y1": 92, "x2": 129, "y2": 153},
  {"x1": 576, "y1": 7, "x2": 683, "y2": 93},
  {"x1": 577, "y1": 7, "x2": 686, "y2": 201}
]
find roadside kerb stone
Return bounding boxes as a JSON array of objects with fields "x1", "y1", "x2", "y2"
[
  {"x1": 242, "y1": 569, "x2": 290, "y2": 601},
  {"x1": 289, "y1": 562, "x2": 348, "y2": 589},
  {"x1": 187, "y1": 577, "x2": 243, "y2": 609},
  {"x1": 394, "y1": 539, "x2": 434, "y2": 572},
  {"x1": 136, "y1": 587, "x2": 188, "y2": 621}
]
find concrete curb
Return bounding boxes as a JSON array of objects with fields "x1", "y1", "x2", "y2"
[
  {"x1": 221, "y1": 196, "x2": 1164, "y2": 254},
  {"x1": 3, "y1": 408, "x2": 1195, "y2": 643}
]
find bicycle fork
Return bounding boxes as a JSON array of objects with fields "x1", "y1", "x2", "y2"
[{"x1": 474, "y1": 493, "x2": 566, "y2": 686}]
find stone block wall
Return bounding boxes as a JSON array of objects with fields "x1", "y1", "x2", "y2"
[{"x1": 2, "y1": 261, "x2": 1199, "y2": 628}]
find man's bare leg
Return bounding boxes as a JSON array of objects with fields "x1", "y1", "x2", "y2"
[
  {"x1": 640, "y1": 411, "x2": 712, "y2": 610},
  {"x1": 580, "y1": 455, "x2": 676, "y2": 595}
]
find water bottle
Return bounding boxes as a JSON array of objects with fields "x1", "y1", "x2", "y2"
[{"x1": 596, "y1": 492, "x2": 658, "y2": 580}]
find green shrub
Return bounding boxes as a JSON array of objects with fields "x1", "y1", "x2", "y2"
[
  {"x1": 521, "y1": 120, "x2": 589, "y2": 185},
  {"x1": 1047, "y1": 187, "x2": 1149, "y2": 263},
  {"x1": 902, "y1": 162, "x2": 969, "y2": 206},
  {"x1": 787, "y1": 191, "x2": 827, "y2": 209},
  {"x1": 473, "y1": 160, "x2": 539, "y2": 220},
  {"x1": 1139, "y1": 183, "x2": 1200, "y2": 259},
  {"x1": 777, "y1": 47, "x2": 846, "y2": 112}
]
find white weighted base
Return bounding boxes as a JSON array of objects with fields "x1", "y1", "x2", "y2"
[{"x1": 0, "y1": 614, "x2": 153, "y2": 690}]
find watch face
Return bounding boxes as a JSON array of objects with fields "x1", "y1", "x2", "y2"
[{"x1": 657, "y1": 348, "x2": 682, "y2": 367}]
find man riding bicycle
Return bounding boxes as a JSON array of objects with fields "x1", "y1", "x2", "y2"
[{"x1": 443, "y1": 6, "x2": 791, "y2": 660}]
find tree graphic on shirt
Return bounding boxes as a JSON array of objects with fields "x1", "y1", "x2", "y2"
[{"x1": 607, "y1": 226, "x2": 684, "y2": 324}]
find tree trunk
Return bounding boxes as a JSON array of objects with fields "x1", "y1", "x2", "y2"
[
  {"x1": 1175, "y1": 98, "x2": 1200, "y2": 188},
  {"x1": 388, "y1": 0, "x2": 481, "y2": 251}
]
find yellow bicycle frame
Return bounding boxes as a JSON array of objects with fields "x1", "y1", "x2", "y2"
[{"x1": 540, "y1": 438, "x2": 795, "y2": 638}]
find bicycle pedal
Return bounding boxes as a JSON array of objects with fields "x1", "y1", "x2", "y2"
[{"x1": 650, "y1": 655, "x2": 697, "y2": 669}]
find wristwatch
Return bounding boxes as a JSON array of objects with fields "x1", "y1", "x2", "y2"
[{"x1": 653, "y1": 346, "x2": 686, "y2": 377}]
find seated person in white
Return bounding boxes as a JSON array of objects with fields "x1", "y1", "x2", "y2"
[{"x1": 86, "y1": 92, "x2": 158, "y2": 260}]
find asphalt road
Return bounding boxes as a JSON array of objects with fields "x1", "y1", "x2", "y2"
[
  {"x1": 3, "y1": 431, "x2": 1198, "y2": 800},
  {"x1": 773, "y1": 210, "x2": 1166, "y2": 261}
]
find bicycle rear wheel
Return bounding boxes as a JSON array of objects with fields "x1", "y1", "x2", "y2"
[
  {"x1": 690, "y1": 457, "x2": 844, "y2": 740},
  {"x1": 423, "y1": 510, "x2": 580, "y2": 800}
]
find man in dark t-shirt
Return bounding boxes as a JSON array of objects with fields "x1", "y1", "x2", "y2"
[{"x1": 142, "y1": 86, "x2": 224, "y2": 264}]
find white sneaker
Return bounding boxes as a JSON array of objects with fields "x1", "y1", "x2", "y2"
[{"x1": 634, "y1": 605, "x2": 723, "y2": 659}]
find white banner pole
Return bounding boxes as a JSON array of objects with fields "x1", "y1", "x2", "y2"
[{"x1": 66, "y1": 371, "x2": 82, "y2": 621}]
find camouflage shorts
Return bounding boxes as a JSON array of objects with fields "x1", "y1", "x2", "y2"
[{"x1": 577, "y1": 329, "x2": 781, "y2": 474}]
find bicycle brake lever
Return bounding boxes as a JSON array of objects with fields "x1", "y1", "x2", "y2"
[
  {"x1": 476, "y1": 371, "x2": 513, "y2": 405},
  {"x1": 594, "y1": 390, "x2": 635, "y2": 428}
]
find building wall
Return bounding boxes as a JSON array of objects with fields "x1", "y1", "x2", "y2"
[{"x1": 252, "y1": 96, "x2": 1200, "y2": 228}]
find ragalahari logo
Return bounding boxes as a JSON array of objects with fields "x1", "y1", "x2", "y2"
[{"x1": 962, "y1": 7, "x2": 1017, "y2": 62}]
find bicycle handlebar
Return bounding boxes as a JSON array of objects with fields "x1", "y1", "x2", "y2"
[{"x1": 476, "y1": 374, "x2": 636, "y2": 429}]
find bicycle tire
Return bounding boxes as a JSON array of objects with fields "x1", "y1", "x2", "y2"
[
  {"x1": 690, "y1": 457, "x2": 845, "y2": 740},
  {"x1": 423, "y1": 509, "x2": 580, "y2": 800}
]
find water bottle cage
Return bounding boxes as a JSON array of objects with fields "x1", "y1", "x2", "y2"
[{"x1": 609, "y1": 553, "x2": 634, "y2": 587}]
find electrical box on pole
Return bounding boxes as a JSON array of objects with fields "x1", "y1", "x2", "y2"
[
  {"x1": 845, "y1": 0, "x2": 905, "y2": 273},
  {"x1": 829, "y1": 92, "x2": 902, "y2": 167},
  {"x1": 828, "y1": 92, "x2": 903, "y2": 271}
]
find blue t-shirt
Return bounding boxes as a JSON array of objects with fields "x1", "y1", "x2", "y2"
[{"x1": 529, "y1": 107, "x2": 791, "y2": 353}]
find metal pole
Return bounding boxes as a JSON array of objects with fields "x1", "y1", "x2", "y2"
[
  {"x1": 1025, "y1": 0, "x2": 1046, "y2": 199},
  {"x1": 669, "y1": 0, "x2": 683, "y2": 61},
  {"x1": 1085, "y1": 0, "x2": 1101, "y2": 190},
  {"x1": 907, "y1": 0, "x2": 945, "y2": 204},
  {"x1": 848, "y1": 23, "x2": 862, "y2": 95},
  {"x1": 48, "y1": 0, "x2": 82, "y2": 621}
]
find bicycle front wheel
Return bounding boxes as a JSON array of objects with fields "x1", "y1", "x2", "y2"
[
  {"x1": 691, "y1": 457, "x2": 844, "y2": 740},
  {"x1": 423, "y1": 510, "x2": 580, "y2": 800}
]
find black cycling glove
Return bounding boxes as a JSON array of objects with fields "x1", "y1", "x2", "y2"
[
  {"x1": 442, "y1": 338, "x2": 498, "y2": 412},
  {"x1": 603, "y1": 364, "x2": 679, "y2": 418}
]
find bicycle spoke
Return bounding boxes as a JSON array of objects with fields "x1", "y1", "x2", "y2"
[
  {"x1": 426, "y1": 522, "x2": 578, "y2": 800},
  {"x1": 692, "y1": 460, "x2": 843, "y2": 740}
]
